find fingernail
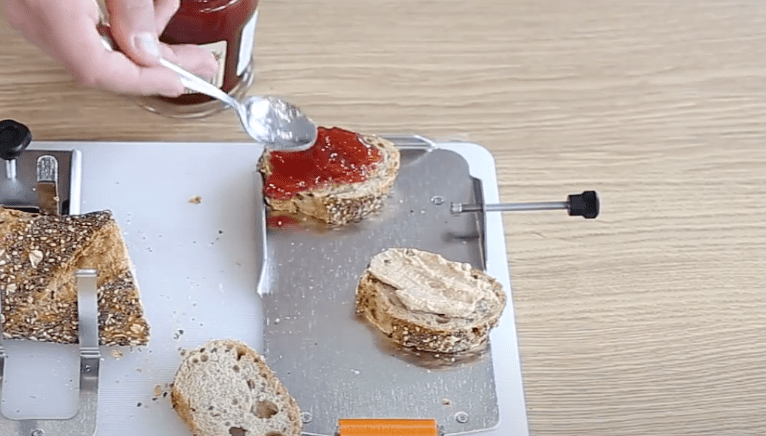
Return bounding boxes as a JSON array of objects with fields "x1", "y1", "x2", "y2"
[{"x1": 134, "y1": 32, "x2": 160, "y2": 59}]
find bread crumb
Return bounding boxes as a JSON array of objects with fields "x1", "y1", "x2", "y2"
[
  {"x1": 154, "y1": 385, "x2": 162, "y2": 397},
  {"x1": 188, "y1": 196, "x2": 202, "y2": 205},
  {"x1": 111, "y1": 349, "x2": 123, "y2": 360},
  {"x1": 442, "y1": 398, "x2": 452, "y2": 406}
]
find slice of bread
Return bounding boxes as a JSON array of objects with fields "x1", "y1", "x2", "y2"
[
  {"x1": 258, "y1": 130, "x2": 400, "y2": 226},
  {"x1": 0, "y1": 207, "x2": 149, "y2": 346},
  {"x1": 171, "y1": 339, "x2": 302, "y2": 436},
  {"x1": 355, "y1": 248, "x2": 506, "y2": 354}
]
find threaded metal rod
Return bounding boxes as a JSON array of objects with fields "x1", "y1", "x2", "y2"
[
  {"x1": 5, "y1": 160, "x2": 15, "y2": 179},
  {"x1": 451, "y1": 201, "x2": 569, "y2": 214}
]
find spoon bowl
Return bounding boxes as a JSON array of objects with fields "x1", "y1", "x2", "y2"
[
  {"x1": 97, "y1": 24, "x2": 317, "y2": 152},
  {"x1": 242, "y1": 96, "x2": 317, "y2": 152}
]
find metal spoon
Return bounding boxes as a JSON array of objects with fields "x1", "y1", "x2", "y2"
[{"x1": 97, "y1": 25, "x2": 317, "y2": 151}]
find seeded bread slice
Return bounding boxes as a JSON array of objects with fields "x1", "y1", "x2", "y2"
[
  {"x1": 355, "y1": 248, "x2": 507, "y2": 354},
  {"x1": 171, "y1": 339, "x2": 302, "y2": 436},
  {"x1": 0, "y1": 207, "x2": 149, "y2": 346},
  {"x1": 258, "y1": 133, "x2": 400, "y2": 226}
]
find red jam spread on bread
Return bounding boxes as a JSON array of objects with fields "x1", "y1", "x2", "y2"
[
  {"x1": 264, "y1": 127, "x2": 383, "y2": 200},
  {"x1": 267, "y1": 215, "x2": 300, "y2": 228}
]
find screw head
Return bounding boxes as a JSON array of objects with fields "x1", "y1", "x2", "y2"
[
  {"x1": 31, "y1": 429, "x2": 44, "y2": 436},
  {"x1": 301, "y1": 412, "x2": 313, "y2": 423},
  {"x1": 455, "y1": 411, "x2": 469, "y2": 424}
]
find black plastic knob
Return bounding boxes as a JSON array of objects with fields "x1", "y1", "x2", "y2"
[
  {"x1": 0, "y1": 120, "x2": 32, "y2": 161},
  {"x1": 568, "y1": 191, "x2": 599, "y2": 219}
]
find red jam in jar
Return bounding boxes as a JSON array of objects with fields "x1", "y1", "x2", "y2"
[
  {"x1": 264, "y1": 127, "x2": 383, "y2": 200},
  {"x1": 138, "y1": 0, "x2": 259, "y2": 118}
]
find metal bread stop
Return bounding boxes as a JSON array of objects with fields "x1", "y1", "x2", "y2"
[
  {"x1": 0, "y1": 269, "x2": 101, "y2": 436},
  {"x1": 0, "y1": 119, "x2": 93, "y2": 435}
]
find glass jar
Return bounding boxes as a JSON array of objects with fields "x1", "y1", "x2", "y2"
[{"x1": 137, "y1": 0, "x2": 260, "y2": 118}]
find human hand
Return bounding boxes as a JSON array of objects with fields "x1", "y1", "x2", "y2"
[{"x1": 3, "y1": 0, "x2": 218, "y2": 97}]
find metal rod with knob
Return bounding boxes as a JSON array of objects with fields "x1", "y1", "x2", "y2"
[{"x1": 452, "y1": 191, "x2": 600, "y2": 219}]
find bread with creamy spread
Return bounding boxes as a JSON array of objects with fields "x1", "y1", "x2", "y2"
[
  {"x1": 171, "y1": 339, "x2": 302, "y2": 436},
  {"x1": 258, "y1": 129, "x2": 400, "y2": 226},
  {"x1": 355, "y1": 248, "x2": 506, "y2": 354},
  {"x1": 0, "y1": 207, "x2": 149, "y2": 346}
]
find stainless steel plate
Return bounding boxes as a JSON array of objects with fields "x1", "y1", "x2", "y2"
[{"x1": 261, "y1": 138, "x2": 499, "y2": 436}]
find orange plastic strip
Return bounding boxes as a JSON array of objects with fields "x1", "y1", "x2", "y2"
[{"x1": 338, "y1": 419, "x2": 439, "y2": 436}]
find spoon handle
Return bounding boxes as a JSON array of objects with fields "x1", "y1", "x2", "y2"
[
  {"x1": 95, "y1": 23, "x2": 241, "y2": 111},
  {"x1": 155, "y1": 58, "x2": 239, "y2": 109}
]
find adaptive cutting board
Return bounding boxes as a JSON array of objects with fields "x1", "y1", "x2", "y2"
[{"x1": 1, "y1": 137, "x2": 528, "y2": 436}]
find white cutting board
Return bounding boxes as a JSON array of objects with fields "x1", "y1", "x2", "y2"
[{"x1": 1, "y1": 140, "x2": 529, "y2": 436}]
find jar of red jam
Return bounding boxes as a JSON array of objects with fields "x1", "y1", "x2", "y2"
[{"x1": 137, "y1": 0, "x2": 259, "y2": 118}]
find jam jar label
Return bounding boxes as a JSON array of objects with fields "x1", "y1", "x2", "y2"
[
  {"x1": 237, "y1": 10, "x2": 258, "y2": 77},
  {"x1": 182, "y1": 40, "x2": 227, "y2": 93}
]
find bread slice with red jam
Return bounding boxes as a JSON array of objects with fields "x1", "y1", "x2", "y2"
[{"x1": 258, "y1": 127, "x2": 400, "y2": 226}]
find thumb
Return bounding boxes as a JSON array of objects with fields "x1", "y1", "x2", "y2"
[{"x1": 106, "y1": 0, "x2": 162, "y2": 66}]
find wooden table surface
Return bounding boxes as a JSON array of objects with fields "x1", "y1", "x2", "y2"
[{"x1": 2, "y1": 1, "x2": 765, "y2": 434}]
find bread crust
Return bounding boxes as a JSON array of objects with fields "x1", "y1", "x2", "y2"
[
  {"x1": 171, "y1": 339, "x2": 302, "y2": 436},
  {"x1": 258, "y1": 132, "x2": 401, "y2": 225},
  {"x1": 355, "y1": 248, "x2": 506, "y2": 354},
  {"x1": 0, "y1": 207, "x2": 149, "y2": 346}
]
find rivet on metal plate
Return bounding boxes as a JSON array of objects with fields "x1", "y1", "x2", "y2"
[{"x1": 430, "y1": 196, "x2": 444, "y2": 206}]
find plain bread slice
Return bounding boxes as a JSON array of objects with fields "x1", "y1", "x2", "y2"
[{"x1": 171, "y1": 339, "x2": 301, "y2": 436}]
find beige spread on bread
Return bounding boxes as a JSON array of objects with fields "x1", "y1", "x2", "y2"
[
  {"x1": 356, "y1": 248, "x2": 506, "y2": 354},
  {"x1": 367, "y1": 249, "x2": 500, "y2": 317},
  {"x1": 0, "y1": 207, "x2": 149, "y2": 346}
]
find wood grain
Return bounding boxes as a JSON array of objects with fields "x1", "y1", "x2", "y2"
[{"x1": 2, "y1": 1, "x2": 765, "y2": 434}]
